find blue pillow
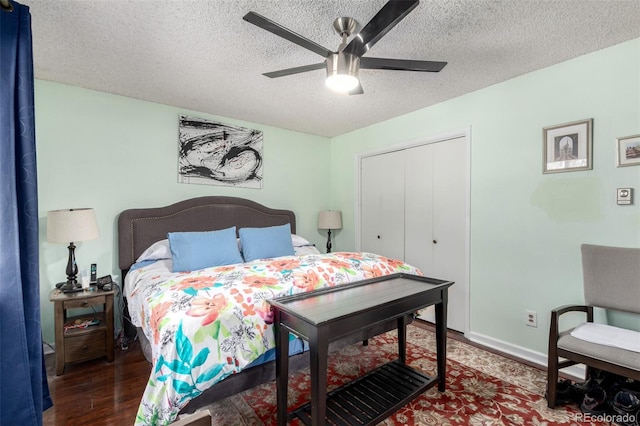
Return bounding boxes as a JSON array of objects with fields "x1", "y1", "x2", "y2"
[
  {"x1": 239, "y1": 224, "x2": 295, "y2": 262},
  {"x1": 168, "y1": 227, "x2": 243, "y2": 272}
]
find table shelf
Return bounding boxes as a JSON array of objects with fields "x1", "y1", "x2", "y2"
[
  {"x1": 291, "y1": 360, "x2": 437, "y2": 425},
  {"x1": 63, "y1": 312, "x2": 106, "y2": 337}
]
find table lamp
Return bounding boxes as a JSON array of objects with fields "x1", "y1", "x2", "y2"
[
  {"x1": 47, "y1": 208, "x2": 100, "y2": 292},
  {"x1": 318, "y1": 210, "x2": 342, "y2": 254}
]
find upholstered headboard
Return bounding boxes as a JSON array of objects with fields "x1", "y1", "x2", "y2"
[{"x1": 117, "y1": 196, "x2": 296, "y2": 272}]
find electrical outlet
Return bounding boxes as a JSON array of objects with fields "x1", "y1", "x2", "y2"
[{"x1": 525, "y1": 310, "x2": 537, "y2": 328}]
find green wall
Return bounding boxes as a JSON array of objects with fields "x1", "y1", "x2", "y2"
[
  {"x1": 35, "y1": 82, "x2": 331, "y2": 343},
  {"x1": 330, "y1": 38, "x2": 640, "y2": 355},
  {"x1": 36, "y1": 38, "x2": 640, "y2": 358}
]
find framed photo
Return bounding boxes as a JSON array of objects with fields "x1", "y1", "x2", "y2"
[
  {"x1": 616, "y1": 134, "x2": 640, "y2": 167},
  {"x1": 543, "y1": 119, "x2": 593, "y2": 174}
]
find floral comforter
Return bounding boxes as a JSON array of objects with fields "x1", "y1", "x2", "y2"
[{"x1": 124, "y1": 252, "x2": 422, "y2": 425}]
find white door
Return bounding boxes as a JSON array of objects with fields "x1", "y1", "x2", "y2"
[
  {"x1": 404, "y1": 144, "x2": 435, "y2": 274},
  {"x1": 360, "y1": 150, "x2": 405, "y2": 260},
  {"x1": 415, "y1": 137, "x2": 468, "y2": 333},
  {"x1": 360, "y1": 134, "x2": 469, "y2": 333}
]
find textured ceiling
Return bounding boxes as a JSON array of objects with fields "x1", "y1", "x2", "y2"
[{"x1": 20, "y1": 0, "x2": 640, "y2": 138}]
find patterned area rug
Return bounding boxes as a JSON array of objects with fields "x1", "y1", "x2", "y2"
[{"x1": 186, "y1": 325, "x2": 603, "y2": 425}]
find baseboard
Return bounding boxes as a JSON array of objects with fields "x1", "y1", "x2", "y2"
[
  {"x1": 43, "y1": 342, "x2": 55, "y2": 355},
  {"x1": 467, "y1": 331, "x2": 586, "y2": 382}
]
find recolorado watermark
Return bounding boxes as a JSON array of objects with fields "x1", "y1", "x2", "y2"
[{"x1": 574, "y1": 412, "x2": 637, "y2": 423}]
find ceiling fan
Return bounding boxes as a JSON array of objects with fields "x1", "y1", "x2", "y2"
[{"x1": 243, "y1": 0, "x2": 447, "y2": 95}]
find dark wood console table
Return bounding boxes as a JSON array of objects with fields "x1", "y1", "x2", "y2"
[{"x1": 269, "y1": 273, "x2": 453, "y2": 425}]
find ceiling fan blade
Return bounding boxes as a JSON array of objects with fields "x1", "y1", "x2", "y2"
[
  {"x1": 343, "y1": 0, "x2": 419, "y2": 58},
  {"x1": 263, "y1": 63, "x2": 326, "y2": 78},
  {"x1": 243, "y1": 11, "x2": 333, "y2": 58},
  {"x1": 349, "y1": 82, "x2": 364, "y2": 95},
  {"x1": 360, "y1": 57, "x2": 447, "y2": 72}
]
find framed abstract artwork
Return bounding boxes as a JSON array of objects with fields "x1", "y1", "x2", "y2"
[
  {"x1": 543, "y1": 119, "x2": 593, "y2": 174},
  {"x1": 178, "y1": 115, "x2": 263, "y2": 188}
]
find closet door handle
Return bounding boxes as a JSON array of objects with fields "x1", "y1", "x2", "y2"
[
  {"x1": 377, "y1": 235, "x2": 381, "y2": 239},
  {"x1": 433, "y1": 240, "x2": 438, "y2": 244}
]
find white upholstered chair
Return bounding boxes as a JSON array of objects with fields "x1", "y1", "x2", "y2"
[{"x1": 547, "y1": 244, "x2": 640, "y2": 408}]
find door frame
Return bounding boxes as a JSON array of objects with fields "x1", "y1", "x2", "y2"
[{"x1": 355, "y1": 126, "x2": 471, "y2": 336}]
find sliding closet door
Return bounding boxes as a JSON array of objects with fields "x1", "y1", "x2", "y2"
[
  {"x1": 360, "y1": 135, "x2": 469, "y2": 333},
  {"x1": 429, "y1": 137, "x2": 467, "y2": 332},
  {"x1": 360, "y1": 150, "x2": 405, "y2": 260},
  {"x1": 404, "y1": 144, "x2": 434, "y2": 273}
]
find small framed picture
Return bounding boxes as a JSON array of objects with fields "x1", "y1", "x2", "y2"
[
  {"x1": 543, "y1": 119, "x2": 593, "y2": 174},
  {"x1": 616, "y1": 134, "x2": 640, "y2": 167}
]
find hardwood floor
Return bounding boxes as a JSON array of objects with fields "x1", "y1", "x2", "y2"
[
  {"x1": 43, "y1": 338, "x2": 150, "y2": 426},
  {"x1": 42, "y1": 321, "x2": 546, "y2": 425}
]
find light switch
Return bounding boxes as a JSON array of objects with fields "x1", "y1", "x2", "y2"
[{"x1": 617, "y1": 188, "x2": 633, "y2": 205}]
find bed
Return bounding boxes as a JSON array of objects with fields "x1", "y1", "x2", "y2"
[{"x1": 118, "y1": 196, "x2": 422, "y2": 425}]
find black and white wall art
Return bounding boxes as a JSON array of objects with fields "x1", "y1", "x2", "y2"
[
  {"x1": 543, "y1": 118, "x2": 592, "y2": 174},
  {"x1": 178, "y1": 115, "x2": 263, "y2": 188}
]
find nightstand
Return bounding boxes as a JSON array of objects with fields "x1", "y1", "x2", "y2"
[{"x1": 49, "y1": 287, "x2": 115, "y2": 375}]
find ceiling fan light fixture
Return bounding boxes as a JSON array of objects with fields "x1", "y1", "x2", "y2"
[
  {"x1": 326, "y1": 52, "x2": 360, "y2": 93},
  {"x1": 326, "y1": 73, "x2": 359, "y2": 93}
]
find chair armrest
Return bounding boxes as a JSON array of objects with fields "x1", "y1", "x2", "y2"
[
  {"x1": 551, "y1": 304, "x2": 591, "y2": 318},
  {"x1": 549, "y1": 304, "x2": 594, "y2": 344}
]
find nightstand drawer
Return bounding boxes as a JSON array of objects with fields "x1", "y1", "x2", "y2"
[
  {"x1": 64, "y1": 295, "x2": 105, "y2": 310},
  {"x1": 65, "y1": 330, "x2": 106, "y2": 363}
]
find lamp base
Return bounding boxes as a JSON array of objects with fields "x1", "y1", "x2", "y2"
[
  {"x1": 57, "y1": 281, "x2": 83, "y2": 293},
  {"x1": 326, "y1": 229, "x2": 333, "y2": 254}
]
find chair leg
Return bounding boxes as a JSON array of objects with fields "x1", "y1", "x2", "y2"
[
  {"x1": 547, "y1": 361, "x2": 559, "y2": 408},
  {"x1": 547, "y1": 312, "x2": 561, "y2": 409}
]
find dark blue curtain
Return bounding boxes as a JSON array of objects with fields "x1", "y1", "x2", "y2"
[{"x1": 0, "y1": 2, "x2": 52, "y2": 425}]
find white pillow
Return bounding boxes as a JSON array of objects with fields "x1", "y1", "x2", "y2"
[
  {"x1": 291, "y1": 234, "x2": 312, "y2": 247},
  {"x1": 291, "y1": 234, "x2": 320, "y2": 255},
  {"x1": 136, "y1": 239, "x2": 171, "y2": 262}
]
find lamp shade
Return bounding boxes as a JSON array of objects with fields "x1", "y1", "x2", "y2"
[
  {"x1": 47, "y1": 208, "x2": 100, "y2": 243},
  {"x1": 318, "y1": 210, "x2": 342, "y2": 230}
]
